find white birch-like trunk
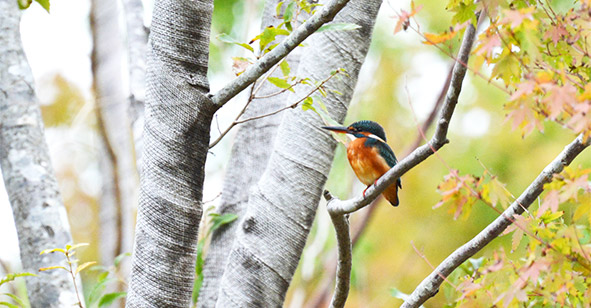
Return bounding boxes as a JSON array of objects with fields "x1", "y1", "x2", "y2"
[
  {"x1": 197, "y1": 1, "x2": 303, "y2": 305},
  {"x1": 125, "y1": 0, "x2": 215, "y2": 306},
  {"x1": 90, "y1": 0, "x2": 138, "y2": 268},
  {"x1": 214, "y1": 1, "x2": 382, "y2": 306},
  {"x1": 121, "y1": 0, "x2": 148, "y2": 175},
  {"x1": 0, "y1": 0, "x2": 82, "y2": 306}
]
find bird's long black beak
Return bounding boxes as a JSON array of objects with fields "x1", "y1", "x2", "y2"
[{"x1": 321, "y1": 126, "x2": 351, "y2": 134}]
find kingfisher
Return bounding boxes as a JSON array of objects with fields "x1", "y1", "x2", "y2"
[{"x1": 323, "y1": 120, "x2": 401, "y2": 207}]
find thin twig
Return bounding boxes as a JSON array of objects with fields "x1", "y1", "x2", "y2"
[
  {"x1": 211, "y1": 0, "x2": 352, "y2": 108},
  {"x1": 410, "y1": 241, "x2": 457, "y2": 289},
  {"x1": 210, "y1": 70, "x2": 341, "y2": 148},
  {"x1": 209, "y1": 82, "x2": 257, "y2": 148}
]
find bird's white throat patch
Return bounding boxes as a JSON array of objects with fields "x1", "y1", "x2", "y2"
[{"x1": 346, "y1": 133, "x2": 385, "y2": 143}]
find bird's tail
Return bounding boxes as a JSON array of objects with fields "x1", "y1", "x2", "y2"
[{"x1": 383, "y1": 184, "x2": 399, "y2": 207}]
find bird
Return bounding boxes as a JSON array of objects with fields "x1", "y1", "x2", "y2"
[{"x1": 322, "y1": 120, "x2": 401, "y2": 206}]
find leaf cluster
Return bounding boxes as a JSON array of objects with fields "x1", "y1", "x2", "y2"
[{"x1": 438, "y1": 165, "x2": 591, "y2": 307}]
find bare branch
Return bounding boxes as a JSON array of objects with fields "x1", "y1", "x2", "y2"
[
  {"x1": 209, "y1": 70, "x2": 342, "y2": 148},
  {"x1": 210, "y1": 0, "x2": 352, "y2": 108},
  {"x1": 325, "y1": 18, "x2": 478, "y2": 215},
  {"x1": 401, "y1": 134, "x2": 591, "y2": 308},
  {"x1": 323, "y1": 191, "x2": 352, "y2": 308}
]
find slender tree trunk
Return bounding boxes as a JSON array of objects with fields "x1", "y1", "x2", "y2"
[
  {"x1": 214, "y1": 1, "x2": 382, "y2": 306},
  {"x1": 197, "y1": 1, "x2": 303, "y2": 305},
  {"x1": 0, "y1": 0, "x2": 82, "y2": 306},
  {"x1": 121, "y1": 0, "x2": 148, "y2": 175},
  {"x1": 126, "y1": 0, "x2": 215, "y2": 306},
  {"x1": 90, "y1": 0, "x2": 138, "y2": 268}
]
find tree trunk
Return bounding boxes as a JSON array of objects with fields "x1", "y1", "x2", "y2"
[
  {"x1": 197, "y1": 1, "x2": 303, "y2": 306},
  {"x1": 0, "y1": 0, "x2": 82, "y2": 306},
  {"x1": 125, "y1": 0, "x2": 215, "y2": 307},
  {"x1": 90, "y1": 0, "x2": 138, "y2": 268},
  {"x1": 214, "y1": 1, "x2": 382, "y2": 306},
  {"x1": 121, "y1": 0, "x2": 148, "y2": 175}
]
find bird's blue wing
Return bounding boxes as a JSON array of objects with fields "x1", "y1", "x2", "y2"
[{"x1": 377, "y1": 142, "x2": 402, "y2": 189}]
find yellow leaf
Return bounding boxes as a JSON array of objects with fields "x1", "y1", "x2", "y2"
[
  {"x1": 423, "y1": 31, "x2": 458, "y2": 45},
  {"x1": 40, "y1": 248, "x2": 65, "y2": 255},
  {"x1": 39, "y1": 266, "x2": 67, "y2": 272},
  {"x1": 75, "y1": 261, "x2": 97, "y2": 275},
  {"x1": 67, "y1": 243, "x2": 89, "y2": 252}
]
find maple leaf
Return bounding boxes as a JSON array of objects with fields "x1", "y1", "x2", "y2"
[
  {"x1": 538, "y1": 190, "x2": 560, "y2": 218},
  {"x1": 514, "y1": 259, "x2": 550, "y2": 289},
  {"x1": 423, "y1": 30, "x2": 458, "y2": 45},
  {"x1": 482, "y1": 176, "x2": 512, "y2": 209},
  {"x1": 505, "y1": 103, "x2": 541, "y2": 137},
  {"x1": 509, "y1": 79, "x2": 536, "y2": 101},
  {"x1": 544, "y1": 24, "x2": 569, "y2": 45},
  {"x1": 561, "y1": 174, "x2": 591, "y2": 202},
  {"x1": 231, "y1": 57, "x2": 252, "y2": 76},
  {"x1": 541, "y1": 83, "x2": 578, "y2": 120},
  {"x1": 501, "y1": 7, "x2": 535, "y2": 29},
  {"x1": 393, "y1": 1, "x2": 422, "y2": 34},
  {"x1": 475, "y1": 30, "x2": 502, "y2": 60},
  {"x1": 492, "y1": 53, "x2": 521, "y2": 86}
]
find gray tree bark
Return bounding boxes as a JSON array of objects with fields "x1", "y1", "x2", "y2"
[
  {"x1": 197, "y1": 1, "x2": 303, "y2": 306},
  {"x1": 214, "y1": 1, "x2": 383, "y2": 306},
  {"x1": 0, "y1": 0, "x2": 82, "y2": 306},
  {"x1": 90, "y1": 0, "x2": 138, "y2": 268},
  {"x1": 125, "y1": 0, "x2": 215, "y2": 307}
]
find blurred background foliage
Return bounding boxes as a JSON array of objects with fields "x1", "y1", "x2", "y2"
[{"x1": 2, "y1": 0, "x2": 589, "y2": 307}]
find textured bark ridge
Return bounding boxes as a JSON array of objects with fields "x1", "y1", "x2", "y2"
[
  {"x1": 0, "y1": 0, "x2": 81, "y2": 306},
  {"x1": 126, "y1": 0, "x2": 215, "y2": 307},
  {"x1": 197, "y1": 1, "x2": 303, "y2": 306},
  {"x1": 214, "y1": 0, "x2": 383, "y2": 306}
]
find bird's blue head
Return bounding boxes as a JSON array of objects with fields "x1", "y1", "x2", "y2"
[{"x1": 322, "y1": 120, "x2": 387, "y2": 142}]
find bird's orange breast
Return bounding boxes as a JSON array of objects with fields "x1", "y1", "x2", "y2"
[{"x1": 346, "y1": 138, "x2": 391, "y2": 186}]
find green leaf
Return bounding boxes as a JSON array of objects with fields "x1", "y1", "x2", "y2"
[
  {"x1": 113, "y1": 252, "x2": 131, "y2": 268},
  {"x1": 267, "y1": 77, "x2": 293, "y2": 91},
  {"x1": 317, "y1": 23, "x2": 361, "y2": 33},
  {"x1": 541, "y1": 211, "x2": 564, "y2": 224},
  {"x1": 17, "y1": 0, "x2": 32, "y2": 10},
  {"x1": 0, "y1": 301, "x2": 19, "y2": 308},
  {"x1": 302, "y1": 97, "x2": 316, "y2": 112},
  {"x1": 1, "y1": 294, "x2": 25, "y2": 307},
  {"x1": 492, "y1": 54, "x2": 521, "y2": 86},
  {"x1": 284, "y1": 1, "x2": 296, "y2": 22},
  {"x1": 98, "y1": 292, "x2": 126, "y2": 307},
  {"x1": 279, "y1": 60, "x2": 290, "y2": 77},
  {"x1": 0, "y1": 273, "x2": 36, "y2": 287},
  {"x1": 88, "y1": 277, "x2": 118, "y2": 305},
  {"x1": 217, "y1": 34, "x2": 254, "y2": 53},
  {"x1": 275, "y1": 1, "x2": 284, "y2": 17},
  {"x1": 210, "y1": 213, "x2": 239, "y2": 234},
  {"x1": 257, "y1": 27, "x2": 290, "y2": 52},
  {"x1": 191, "y1": 270, "x2": 204, "y2": 305},
  {"x1": 451, "y1": 2, "x2": 477, "y2": 25},
  {"x1": 34, "y1": 0, "x2": 49, "y2": 12}
]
